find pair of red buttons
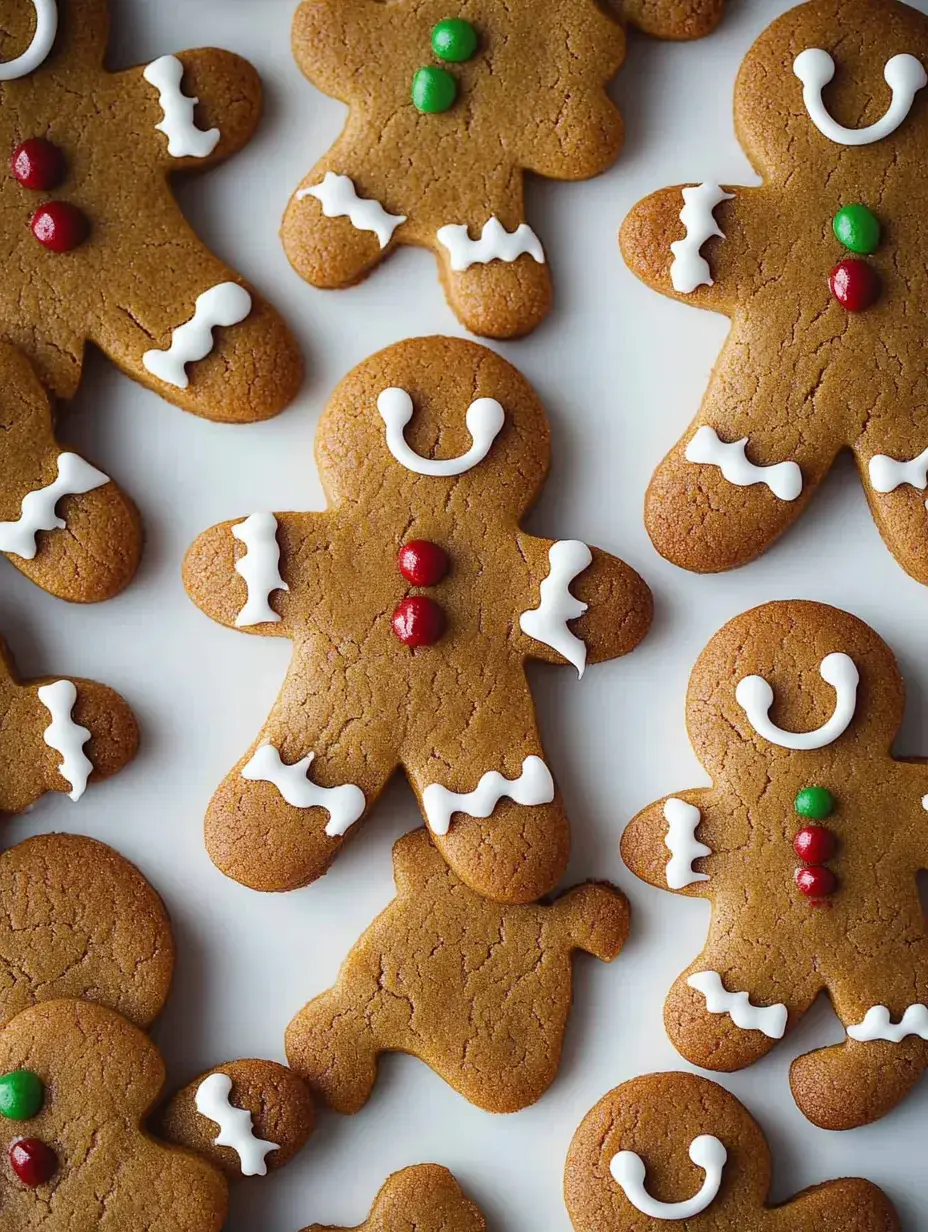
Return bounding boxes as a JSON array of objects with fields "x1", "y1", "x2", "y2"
[
  {"x1": 11, "y1": 137, "x2": 88, "y2": 252},
  {"x1": 392, "y1": 541, "x2": 449, "y2": 647}
]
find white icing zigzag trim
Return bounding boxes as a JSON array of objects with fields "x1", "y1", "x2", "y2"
[
  {"x1": 143, "y1": 282, "x2": 252, "y2": 390},
  {"x1": 846, "y1": 1004, "x2": 928, "y2": 1043},
  {"x1": 611, "y1": 1136, "x2": 728, "y2": 1220},
  {"x1": 232, "y1": 513, "x2": 289, "y2": 627},
  {"x1": 869, "y1": 446, "x2": 928, "y2": 493},
  {"x1": 686, "y1": 426, "x2": 803, "y2": 502},
  {"x1": 436, "y1": 218, "x2": 545, "y2": 272},
  {"x1": 37, "y1": 680, "x2": 92, "y2": 802},
  {"x1": 242, "y1": 744, "x2": 365, "y2": 838},
  {"x1": 0, "y1": 452, "x2": 108, "y2": 560},
  {"x1": 736, "y1": 653, "x2": 858, "y2": 752},
  {"x1": 663, "y1": 798, "x2": 711, "y2": 889},
  {"x1": 670, "y1": 184, "x2": 734, "y2": 294},
  {"x1": 376, "y1": 387, "x2": 504, "y2": 477},
  {"x1": 422, "y1": 756, "x2": 554, "y2": 837},
  {"x1": 687, "y1": 971, "x2": 788, "y2": 1039},
  {"x1": 0, "y1": 0, "x2": 57, "y2": 81},
  {"x1": 519, "y1": 541, "x2": 592, "y2": 678},
  {"x1": 195, "y1": 1073, "x2": 278, "y2": 1177},
  {"x1": 142, "y1": 54, "x2": 220, "y2": 159},
  {"x1": 794, "y1": 49, "x2": 927, "y2": 147},
  {"x1": 298, "y1": 173, "x2": 406, "y2": 249}
]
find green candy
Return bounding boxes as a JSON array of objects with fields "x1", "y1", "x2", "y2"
[
  {"x1": 411, "y1": 65, "x2": 457, "y2": 113},
  {"x1": 794, "y1": 786, "x2": 834, "y2": 821},
  {"x1": 431, "y1": 18, "x2": 478, "y2": 63},
  {"x1": 0, "y1": 1070, "x2": 43, "y2": 1121},
  {"x1": 833, "y1": 204, "x2": 881, "y2": 255}
]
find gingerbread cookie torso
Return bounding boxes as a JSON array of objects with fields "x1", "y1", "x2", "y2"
[
  {"x1": 302, "y1": 1164, "x2": 487, "y2": 1232},
  {"x1": 283, "y1": 0, "x2": 725, "y2": 339},
  {"x1": 286, "y1": 828, "x2": 630, "y2": 1115},
  {"x1": 622, "y1": 600, "x2": 928, "y2": 1130},
  {"x1": 184, "y1": 335, "x2": 652, "y2": 903},
  {"x1": 566, "y1": 1072, "x2": 900, "y2": 1231},
  {"x1": 620, "y1": 0, "x2": 928, "y2": 585}
]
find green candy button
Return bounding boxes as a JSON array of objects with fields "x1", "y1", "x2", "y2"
[
  {"x1": 0, "y1": 1070, "x2": 43, "y2": 1121},
  {"x1": 795, "y1": 786, "x2": 834, "y2": 821},
  {"x1": 431, "y1": 18, "x2": 478, "y2": 63},
  {"x1": 412, "y1": 65, "x2": 457, "y2": 113},
  {"x1": 833, "y1": 204, "x2": 881, "y2": 255}
]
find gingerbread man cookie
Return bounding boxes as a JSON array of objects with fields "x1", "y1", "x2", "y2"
[
  {"x1": 0, "y1": 632, "x2": 137, "y2": 814},
  {"x1": 565, "y1": 1072, "x2": 900, "y2": 1230},
  {"x1": 303, "y1": 1164, "x2": 487, "y2": 1232},
  {"x1": 622, "y1": 600, "x2": 928, "y2": 1130},
  {"x1": 184, "y1": 336, "x2": 651, "y2": 903},
  {"x1": 286, "y1": 827, "x2": 629, "y2": 1115},
  {"x1": 620, "y1": 0, "x2": 928, "y2": 585},
  {"x1": 283, "y1": 0, "x2": 725, "y2": 340}
]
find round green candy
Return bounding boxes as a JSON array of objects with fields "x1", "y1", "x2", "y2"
[
  {"x1": 431, "y1": 18, "x2": 478, "y2": 63},
  {"x1": 0, "y1": 1070, "x2": 43, "y2": 1121},
  {"x1": 833, "y1": 204, "x2": 881, "y2": 255},
  {"x1": 794, "y1": 786, "x2": 835, "y2": 821},
  {"x1": 411, "y1": 65, "x2": 457, "y2": 113}
]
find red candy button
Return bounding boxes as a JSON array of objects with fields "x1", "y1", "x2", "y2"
[
  {"x1": 10, "y1": 1138, "x2": 57, "y2": 1187},
  {"x1": 392, "y1": 595, "x2": 445, "y2": 646},
  {"x1": 31, "y1": 201, "x2": 88, "y2": 252},
  {"x1": 829, "y1": 258, "x2": 880, "y2": 312},
  {"x1": 11, "y1": 138, "x2": 65, "y2": 191},
  {"x1": 793, "y1": 825, "x2": 836, "y2": 864},
  {"x1": 795, "y1": 865, "x2": 837, "y2": 898},
  {"x1": 397, "y1": 540, "x2": 449, "y2": 587}
]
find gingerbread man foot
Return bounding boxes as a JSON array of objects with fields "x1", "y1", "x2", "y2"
[{"x1": 301, "y1": 1164, "x2": 487, "y2": 1232}]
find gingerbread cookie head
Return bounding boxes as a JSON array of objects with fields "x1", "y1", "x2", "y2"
[
  {"x1": 0, "y1": 0, "x2": 301, "y2": 421},
  {"x1": 302, "y1": 1164, "x2": 487, "y2": 1232},
  {"x1": 565, "y1": 1072, "x2": 900, "y2": 1230}
]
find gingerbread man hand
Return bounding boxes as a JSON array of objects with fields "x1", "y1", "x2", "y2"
[
  {"x1": 620, "y1": 0, "x2": 928, "y2": 585},
  {"x1": 566, "y1": 1072, "x2": 900, "y2": 1231},
  {"x1": 622, "y1": 600, "x2": 928, "y2": 1130},
  {"x1": 184, "y1": 336, "x2": 651, "y2": 904},
  {"x1": 301, "y1": 1164, "x2": 487, "y2": 1232}
]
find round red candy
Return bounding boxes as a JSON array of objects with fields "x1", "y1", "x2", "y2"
[
  {"x1": 793, "y1": 825, "x2": 836, "y2": 864},
  {"x1": 392, "y1": 595, "x2": 445, "y2": 647},
  {"x1": 829, "y1": 258, "x2": 880, "y2": 312},
  {"x1": 11, "y1": 138, "x2": 65, "y2": 191},
  {"x1": 397, "y1": 540, "x2": 449, "y2": 587},
  {"x1": 795, "y1": 865, "x2": 837, "y2": 898},
  {"x1": 31, "y1": 201, "x2": 88, "y2": 253},
  {"x1": 10, "y1": 1137, "x2": 57, "y2": 1187}
]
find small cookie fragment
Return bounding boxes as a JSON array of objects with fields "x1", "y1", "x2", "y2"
[{"x1": 302, "y1": 1164, "x2": 487, "y2": 1232}]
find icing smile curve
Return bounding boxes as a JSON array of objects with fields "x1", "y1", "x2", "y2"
[
  {"x1": 735, "y1": 652, "x2": 859, "y2": 751},
  {"x1": 794, "y1": 49, "x2": 927, "y2": 146}
]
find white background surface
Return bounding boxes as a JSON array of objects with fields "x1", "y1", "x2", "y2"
[{"x1": 3, "y1": 0, "x2": 928, "y2": 1227}]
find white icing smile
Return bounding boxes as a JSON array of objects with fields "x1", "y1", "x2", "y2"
[
  {"x1": 686, "y1": 426, "x2": 803, "y2": 502},
  {"x1": 298, "y1": 173, "x2": 406, "y2": 248},
  {"x1": 37, "y1": 680, "x2": 92, "y2": 802},
  {"x1": 0, "y1": 0, "x2": 57, "y2": 80},
  {"x1": 736, "y1": 652, "x2": 858, "y2": 751},
  {"x1": 143, "y1": 282, "x2": 252, "y2": 390},
  {"x1": 376, "y1": 387, "x2": 504, "y2": 477},
  {"x1": 232, "y1": 512, "x2": 289, "y2": 627},
  {"x1": 869, "y1": 446, "x2": 928, "y2": 493},
  {"x1": 794, "y1": 49, "x2": 927, "y2": 146},
  {"x1": 663, "y1": 798, "x2": 710, "y2": 889},
  {"x1": 143, "y1": 55, "x2": 221, "y2": 159},
  {"x1": 688, "y1": 971, "x2": 788, "y2": 1039},
  {"x1": 0, "y1": 452, "x2": 108, "y2": 560},
  {"x1": 670, "y1": 184, "x2": 733, "y2": 294},
  {"x1": 846, "y1": 1004, "x2": 928, "y2": 1043},
  {"x1": 422, "y1": 756, "x2": 554, "y2": 837},
  {"x1": 519, "y1": 540, "x2": 592, "y2": 678},
  {"x1": 195, "y1": 1073, "x2": 278, "y2": 1177},
  {"x1": 242, "y1": 744, "x2": 365, "y2": 838},
  {"x1": 610, "y1": 1136, "x2": 727, "y2": 1221},
  {"x1": 436, "y1": 218, "x2": 545, "y2": 272}
]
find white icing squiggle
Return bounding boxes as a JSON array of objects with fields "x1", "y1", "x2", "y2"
[
  {"x1": 436, "y1": 218, "x2": 545, "y2": 272},
  {"x1": 232, "y1": 513, "x2": 289, "y2": 627},
  {"x1": 0, "y1": 0, "x2": 57, "y2": 81},
  {"x1": 241, "y1": 744, "x2": 365, "y2": 838},
  {"x1": 143, "y1": 283, "x2": 252, "y2": 390},
  {"x1": 298, "y1": 173, "x2": 406, "y2": 248},
  {"x1": 195, "y1": 1073, "x2": 278, "y2": 1177},
  {"x1": 611, "y1": 1136, "x2": 727, "y2": 1220},
  {"x1": 37, "y1": 680, "x2": 92, "y2": 803},
  {"x1": 0, "y1": 453, "x2": 108, "y2": 560},
  {"x1": 376, "y1": 387, "x2": 504, "y2": 477},
  {"x1": 687, "y1": 971, "x2": 788, "y2": 1039},
  {"x1": 794, "y1": 49, "x2": 927, "y2": 146},
  {"x1": 847, "y1": 1004, "x2": 928, "y2": 1043},
  {"x1": 142, "y1": 54, "x2": 220, "y2": 158},
  {"x1": 868, "y1": 446, "x2": 928, "y2": 493},
  {"x1": 519, "y1": 541, "x2": 592, "y2": 678},
  {"x1": 423, "y1": 756, "x2": 554, "y2": 837},
  {"x1": 663, "y1": 798, "x2": 711, "y2": 890},
  {"x1": 686, "y1": 426, "x2": 803, "y2": 502},
  {"x1": 670, "y1": 184, "x2": 733, "y2": 294},
  {"x1": 735, "y1": 653, "x2": 859, "y2": 751}
]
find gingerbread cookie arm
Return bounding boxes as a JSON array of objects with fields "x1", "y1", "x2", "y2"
[
  {"x1": 856, "y1": 437, "x2": 928, "y2": 587},
  {"x1": 547, "y1": 882, "x2": 631, "y2": 962},
  {"x1": 613, "y1": 0, "x2": 726, "y2": 40},
  {"x1": 302, "y1": 1165, "x2": 488, "y2": 1232},
  {"x1": 291, "y1": 0, "x2": 390, "y2": 99},
  {"x1": 621, "y1": 791, "x2": 716, "y2": 898},
  {"x1": 768, "y1": 1180, "x2": 901, "y2": 1232}
]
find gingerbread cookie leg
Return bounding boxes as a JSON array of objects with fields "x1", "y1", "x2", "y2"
[
  {"x1": 301, "y1": 1165, "x2": 487, "y2": 1232},
  {"x1": 766, "y1": 1182, "x2": 901, "y2": 1232}
]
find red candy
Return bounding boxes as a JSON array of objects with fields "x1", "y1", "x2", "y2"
[
  {"x1": 829, "y1": 258, "x2": 880, "y2": 312},
  {"x1": 795, "y1": 865, "x2": 837, "y2": 898},
  {"x1": 11, "y1": 138, "x2": 65, "y2": 191},
  {"x1": 10, "y1": 1138, "x2": 57, "y2": 1187},
  {"x1": 31, "y1": 201, "x2": 88, "y2": 252},
  {"x1": 392, "y1": 596, "x2": 445, "y2": 646},
  {"x1": 793, "y1": 825, "x2": 836, "y2": 864},
  {"x1": 397, "y1": 540, "x2": 449, "y2": 587}
]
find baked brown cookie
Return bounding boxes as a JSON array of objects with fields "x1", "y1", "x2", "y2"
[
  {"x1": 622, "y1": 600, "x2": 928, "y2": 1130},
  {"x1": 302, "y1": 1164, "x2": 487, "y2": 1232},
  {"x1": 565, "y1": 1072, "x2": 900, "y2": 1230},
  {"x1": 283, "y1": 0, "x2": 724, "y2": 339},
  {"x1": 620, "y1": 0, "x2": 928, "y2": 584},
  {"x1": 184, "y1": 336, "x2": 652, "y2": 903},
  {"x1": 286, "y1": 827, "x2": 629, "y2": 1114},
  {"x1": 0, "y1": 632, "x2": 138, "y2": 814}
]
